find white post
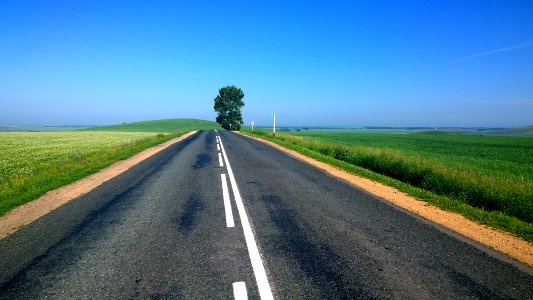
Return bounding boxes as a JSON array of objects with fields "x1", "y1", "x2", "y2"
[
  {"x1": 251, "y1": 121, "x2": 255, "y2": 132},
  {"x1": 273, "y1": 113, "x2": 276, "y2": 137}
]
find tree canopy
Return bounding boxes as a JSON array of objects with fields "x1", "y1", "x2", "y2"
[{"x1": 213, "y1": 85, "x2": 245, "y2": 130}]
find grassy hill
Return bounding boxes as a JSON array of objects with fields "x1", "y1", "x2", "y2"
[{"x1": 83, "y1": 119, "x2": 221, "y2": 132}]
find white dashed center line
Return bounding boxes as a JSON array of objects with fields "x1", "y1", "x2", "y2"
[
  {"x1": 233, "y1": 282, "x2": 248, "y2": 300},
  {"x1": 218, "y1": 152, "x2": 224, "y2": 167},
  {"x1": 220, "y1": 174, "x2": 235, "y2": 228},
  {"x1": 219, "y1": 137, "x2": 274, "y2": 300}
]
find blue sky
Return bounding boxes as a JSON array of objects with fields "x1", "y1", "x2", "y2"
[{"x1": 1, "y1": 1, "x2": 532, "y2": 127}]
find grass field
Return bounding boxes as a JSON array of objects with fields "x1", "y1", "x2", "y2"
[
  {"x1": 0, "y1": 119, "x2": 220, "y2": 217},
  {"x1": 242, "y1": 128, "x2": 533, "y2": 241}
]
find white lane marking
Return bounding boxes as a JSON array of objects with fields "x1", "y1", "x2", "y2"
[
  {"x1": 217, "y1": 144, "x2": 221, "y2": 151},
  {"x1": 233, "y1": 282, "x2": 248, "y2": 300},
  {"x1": 221, "y1": 174, "x2": 235, "y2": 228},
  {"x1": 220, "y1": 139, "x2": 274, "y2": 300},
  {"x1": 218, "y1": 152, "x2": 224, "y2": 167}
]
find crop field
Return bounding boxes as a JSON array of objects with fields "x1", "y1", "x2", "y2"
[
  {"x1": 0, "y1": 131, "x2": 182, "y2": 216},
  {"x1": 290, "y1": 131, "x2": 533, "y2": 181},
  {"x1": 243, "y1": 129, "x2": 533, "y2": 240},
  {"x1": 0, "y1": 118, "x2": 221, "y2": 216},
  {"x1": 0, "y1": 131, "x2": 157, "y2": 182}
]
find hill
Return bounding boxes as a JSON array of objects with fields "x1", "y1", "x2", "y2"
[
  {"x1": 477, "y1": 125, "x2": 533, "y2": 136},
  {"x1": 83, "y1": 119, "x2": 221, "y2": 132}
]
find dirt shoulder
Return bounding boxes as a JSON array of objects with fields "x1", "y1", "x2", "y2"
[
  {"x1": 240, "y1": 133, "x2": 533, "y2": 268},
  {"x1": 0, "y1": 131, "x2": 197, "y2": 239}
]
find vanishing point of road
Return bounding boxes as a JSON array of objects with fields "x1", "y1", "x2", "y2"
[{"x1": 0, "y1": 130, "x2": 531, "y2": 299}]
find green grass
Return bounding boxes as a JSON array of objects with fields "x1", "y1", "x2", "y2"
[
  {"x1": 242, "y1": 128, "x2": 533, "y2": 241},
  {"x1": 83, "y1": 118, "x2": 221, "y2": 132},
  {"x1": 0, "y1": 118, "x2": 219, "y2": 217}
]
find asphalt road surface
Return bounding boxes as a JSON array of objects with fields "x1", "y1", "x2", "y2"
[{"x1": 1, "y1": 130, "x2": 532, "y2": 299}]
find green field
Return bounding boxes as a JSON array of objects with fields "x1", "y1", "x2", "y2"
[
  {"x1": 0, "y1": 119, "x2": 219, "y2": 217},
  {"x1": 475, "y1": 125, "x2": 533, "y2": 136},
  {"x1": 242, "y1": 128, "x2": 533, "y2": 241}
]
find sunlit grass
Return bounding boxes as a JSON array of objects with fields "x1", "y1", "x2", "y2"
[
  {"x1": 0, "y1": 131, "x2": 183, "y2": 216},
  {"x1": 0, "y1": 118, "x2": 220, "y2": 216},
  {"x1": 242, "y1": 129, "x2": 533, "y2": 241}
]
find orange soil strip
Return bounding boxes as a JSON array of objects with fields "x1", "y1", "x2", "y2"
[
  {"x1": 0, "y1": 131, "x2": 197, "y2": 239},
  {"x1": 242, "y1": 133, "x2": 533, "y2": 267}
]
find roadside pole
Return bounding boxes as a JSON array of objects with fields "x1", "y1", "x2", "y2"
[
  {"x1": 273, "y1": 113, "x2": 276, "y2": 137},
  {"x1": 251, "y1": 120, "x2": 255, "y2": 132}
]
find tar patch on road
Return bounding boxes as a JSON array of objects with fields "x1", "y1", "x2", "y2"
[
  {"x1": 262, "y1": 194, "x2": 377, "y2": 299},
  {"x1": 192, "y1": 153, "x2": 211, "y2": 169},
  {"x1": 205, "y1": 132, "x2": 215, "y2": 146},
  {"x1": 178, "y1": 193, "x2": 205, "y2": 235},
  {"x1": 440, "y1": 263, "x2": 500, "y2": 298}
]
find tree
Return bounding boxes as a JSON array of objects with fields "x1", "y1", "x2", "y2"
[{"x1": 213, "y1": 85, "x2": 245, "y2": 130}]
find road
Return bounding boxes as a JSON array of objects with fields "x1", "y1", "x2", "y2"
[{"x1": 0, "y1": 130, "x2": 532, "y2": 299}]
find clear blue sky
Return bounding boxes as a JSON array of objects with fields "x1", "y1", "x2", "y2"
[{"x1": 1, "y1": 1, "x2": 532, "y2": 127}]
